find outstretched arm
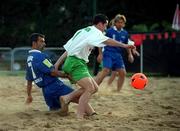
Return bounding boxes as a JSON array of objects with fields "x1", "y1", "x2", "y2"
[
  {"x1": 103, "y1": 38, "x2": 135, "y2": 49},
  {"x1": 127, "y1": 48, "x2": 134, "y2": 63},
  {"x1": 132, "y1": 49, "x2": 140, "y2": 56},
  {"x1": 54, "y1": 51, "x2": 68, "y2": 70},
  {"x1": 50, "y1": 69, "x2": 70, "y2": 79},
  {"x1": 128, "y1": 39, "x2": 140, "y2": 57}
]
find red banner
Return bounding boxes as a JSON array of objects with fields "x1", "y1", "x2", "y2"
[
  {"x1": 130, "y1": 34, "x2": 143, "y2": 46},
  {"x1": 130, "y1": 32, "x2": 177, "y2": 46}
]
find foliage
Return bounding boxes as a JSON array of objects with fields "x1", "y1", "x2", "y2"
[
  {"x1": 0, "y1": 0, "x2": 92, "y2": 48},
  {"x1": 131, "y1": 24, "x2": 148, "y2": 32},
  {"x1": 0, "y1": 0, "x2": 177, "y2": 47}
]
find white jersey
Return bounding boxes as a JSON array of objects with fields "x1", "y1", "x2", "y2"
[{"x1": 64, "y1": 25, "x2": 109, "y2": 62}]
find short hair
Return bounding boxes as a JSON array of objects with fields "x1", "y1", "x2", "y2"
[
  {"x1": 93, "y1": 14, "x2": 109, "y2": 25},
  {"x1": 114, "y1": 14, "x2": 126, "y2": 23},
  {"x1": 30, "y1": 33, "x2": 45, "y2": 45}
]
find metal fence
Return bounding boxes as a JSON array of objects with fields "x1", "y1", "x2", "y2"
[
  {"x1": 1, "y1": 41, "x2": 180, "y2": 76},
  {"x1": 0, "y1": 47, "x2": 12, "y2": 71},
  {"x1": 0, "y1": 47, "x2": 64, "y2": 72}
]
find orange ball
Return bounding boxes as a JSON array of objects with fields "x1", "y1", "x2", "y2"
[{"x1": 131, "y1": 73, "x2": 148, "y2": 90}]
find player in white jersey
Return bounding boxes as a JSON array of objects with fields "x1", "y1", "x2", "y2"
[{"x1": 55, "y1": 14, "x2": 135, "y2": 119}]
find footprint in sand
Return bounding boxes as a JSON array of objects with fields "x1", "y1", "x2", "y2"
[
  {"x1": 0, "y1": 123, "x2": 18, "y2": 131},
  {"x1": 16, "y1": 112, "x2": 34, "y2": 119}
]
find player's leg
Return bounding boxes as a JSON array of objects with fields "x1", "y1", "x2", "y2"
[
  {"x1": 42, "y1": 80, "x2": 74, "y2": 114},
  {"x1": 62, "y1": 56, "x2": 97, "y2": 118},
  {"x1": 95, "y1": 67, "x2": 111, "y2": 85},
  {"x1": 93, "y1": 47, "x2": 101, "y2": 76},
  {"x1": 76, "y1": 77, "x2": 97, "y2": 119},
  {"x1": 107, "y1": 71, "x2": 117, "y2": 85},
  {"x1": 94, "y1": 53, "x2": 112, "y2": 85},
  {"x1": 58, "y1": 84, "x2": 85, "y2": 114},
  {"x1": 85, "y1": 103, "x2": 96, "y2": 116},
  {"x1": 60, "y1": 85, "x2": 96, "y2": 116},
  {"x1": 60, "y1": 87, "x2": 84, "y2": 104},
  {"x1": 83, "y1": 77, "x2": 98, "y2": 116},
  {"x1": 84, "y1": 77, "x2": 98, "y2": 116},
  {"x1": 114, "y1": 54, "x2": 126, "y2": 91},
  {"x1": 42, "y1": 85, "x2": 60, "y2": 111},
  {"x1": 116, "y1": 68, "x2": 126, "y2": 91}
]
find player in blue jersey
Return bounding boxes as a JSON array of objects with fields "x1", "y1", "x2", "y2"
[
  {"x1": 25, "y1": 33, "x2": 96, "y2": 116},
  {"x1": 95, "y1": 14, "x2": 139, "y2": 91}
]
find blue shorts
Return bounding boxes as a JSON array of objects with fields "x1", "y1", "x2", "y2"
[
  {"x1": 42, "y1": 80, "x2": 74, "y2": 110},
  {"x1": 103, "y1": 51, "x2": 125, "y2": 71}
]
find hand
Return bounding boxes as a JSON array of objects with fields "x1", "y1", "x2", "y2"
[
  {"x1": 132, "y1": 49, "x2": 140, "y2": 56},
  {"x1": 66, "y1": 74, "x2": 73, "y2": 81},
  {"x1": 125, "y1": 44, "x2": 135, "y2": 49},
  {"x1": 26, "y1": 95, "x2": 33, "y2": 104},
  {"x1": 128, "y1": 54, "x2": 134, "y2": 63}
]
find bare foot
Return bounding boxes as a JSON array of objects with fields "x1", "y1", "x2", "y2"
[
  {"x1": 77, "y1": 114, "x2": 84, "y2": 119},
  {"x1": 77, "y1": 111, "x2": 87, "y2": 119},
  {"x1": 58, "y1": 110, "x2": 69, "y2": 116},
  {"x1": 59, "y1": 96, "x2": 69, "y2": 114}
]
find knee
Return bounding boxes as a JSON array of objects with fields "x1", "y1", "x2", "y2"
[
  {"x1": 89, "y1": 86, "x2": 98, "y2": 94},
  {"x1": 86, "y1": 85, "x2": 98, "y2": 94},
  {"x1": 118, "y1": 70, "x2": 126, "y2": 77},
  {"x1": 123, "y1": 71, "x2": 127, "y2": 76},
  {"x1": 102, "y1": 68, "x2": 110, "y2": 75},
  {"x1": 93, "y1": 86, "x2": 98, "y2": 93}
]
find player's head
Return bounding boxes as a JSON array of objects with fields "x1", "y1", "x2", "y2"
[
  {"x1": 93, "y1": 14, "x2": 109, "y2": 32},
  {"x1": 30, "y1": 33, "x2": 46, "y2": 51},
  {"x1": 114, "y1": 14, "x2": 126, "y2": 29},
  {"x1": 109, "y1": 19, "x2": 115, "y2": 27}
]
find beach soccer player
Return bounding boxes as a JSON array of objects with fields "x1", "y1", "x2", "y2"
[
  {"x1": 95, "y1": 14, "x2": 139, "y2": 91},
  {"x1": 25, "y1": 33, "x2": 96, "y2": 116},
  {"x1": 55, "y1": 14, "x2": 135, "y2": 119}
]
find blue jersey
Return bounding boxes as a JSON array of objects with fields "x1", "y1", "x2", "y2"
[
  {"x1": 104, "y1": 26, "x2": 128, "y2": 54},
  {"x1": 26, "y1": 49, "x2": 59, "y2": 88},
  {"x1": 102, "y1": 27, "x2": 128, "y2": 70}
]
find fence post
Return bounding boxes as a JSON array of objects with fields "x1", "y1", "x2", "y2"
[{"x1": 140, "y1": 43, "x2": 143, "y2": 73}]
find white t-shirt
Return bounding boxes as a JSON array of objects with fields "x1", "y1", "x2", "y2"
[{"x1": 64, "y1": 25, "x2": 109, "y2": 62}]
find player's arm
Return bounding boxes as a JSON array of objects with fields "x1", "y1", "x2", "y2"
[
  {"x1": 132, "y1": 48, "x2": 140, "y2": 56},
  {"x1": 40, "y1": 56, "x2": 71, "y2": 79},
  {"x1": 127, "y1": 48, "x2": 134, "y2": 63},
  {"x1": 97, "y1": 47, "x2": 103, "y2": 63},
  {"x1": 128, "y1": 39, "x2": 140, "y2": 56},
  {"x1": 26, "y1": 80, "x2": 33, "y2": 104},
  {"x1": 50, "y1": 69, "x2": 70, "y2": 79},
  {"x1": 103, "y1": 38, "x2": 135, "y2": 49},
  {"x1": 54, "y1": 51, "x2": 67, "y2": 70}
]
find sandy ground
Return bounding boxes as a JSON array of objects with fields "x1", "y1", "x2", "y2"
[{"x1": 0, "y1": 76, "x2": 180, "y2": 131}]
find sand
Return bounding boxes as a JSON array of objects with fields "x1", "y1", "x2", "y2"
[{"x1": 0, "y1": 76, "x2": 180, "y2": 131}]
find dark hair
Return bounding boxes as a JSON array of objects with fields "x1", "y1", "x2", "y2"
[
  {"x1": 30, "y1": 33, "x2": 45, "y2": 45},
  {"x1": 93, "y1": 14, "x2": 109, "y2": 25}
]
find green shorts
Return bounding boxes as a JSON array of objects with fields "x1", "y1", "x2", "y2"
[{"x1": 62, "y1": 56, "x2": 91, "y2": 82}]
